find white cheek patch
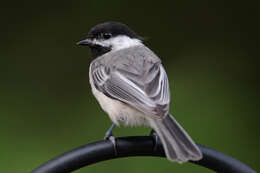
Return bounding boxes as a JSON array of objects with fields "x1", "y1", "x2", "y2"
[
  {"x1": 91, "y1": 39, "x2": 107, "y2": 47},
  {"x1": 94, "y1": 35, "x2": 143, "y2": 51}
]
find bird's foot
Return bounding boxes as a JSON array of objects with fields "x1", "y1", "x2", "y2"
[
  {"x1": 104, "y1": 124, "x2": 117, "y2": 155},
  {"x1": 149, "y1": 129, "x2": 159, "y2": 152}
]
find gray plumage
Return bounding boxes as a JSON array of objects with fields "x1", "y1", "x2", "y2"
[
  {"x1": 90, "y1": 45, "x2": 202, "y2": 162},
  {"x1": 150, "y1": 114, "x2": 202, "y2": 162},
  {"x1": 91, "y1": 45, "x2": 169, "y2": 119}
]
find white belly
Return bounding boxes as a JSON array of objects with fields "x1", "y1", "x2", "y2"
[{"x1": 89, "y1": 67, "x2": 150, "y2": 127}]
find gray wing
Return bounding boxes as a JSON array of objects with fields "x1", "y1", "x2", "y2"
[{"x1": 91, "y1": 60, "x2": 170, "y2": 119}]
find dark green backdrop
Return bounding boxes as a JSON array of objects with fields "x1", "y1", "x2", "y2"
[{"x1": 0, "y1": 0, "x2": 259, "y2": 172}]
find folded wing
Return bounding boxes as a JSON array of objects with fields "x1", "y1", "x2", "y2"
[{"x1": 91, "y1": 60, "x2": 170, "y2": 119}]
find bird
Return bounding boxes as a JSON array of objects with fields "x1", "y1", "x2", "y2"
[{"x1": 77, "y1": 21, "x2": 202, "y2": 163}]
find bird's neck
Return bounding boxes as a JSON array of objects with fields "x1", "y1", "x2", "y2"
[
  {"x1": 108, "y1": 36, "x2": 143, "y2": 51},
  {"x1": 90, "y1": 36, "x2": 143, "y2": 58}
]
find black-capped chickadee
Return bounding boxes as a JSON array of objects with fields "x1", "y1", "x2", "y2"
[{"x1": 77, "y1": 22, "x2": 202, "y2": 163}]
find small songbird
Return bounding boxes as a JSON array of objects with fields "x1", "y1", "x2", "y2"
[{"x1": 77, "y1": 22, "x2": 202, "y2": 163}]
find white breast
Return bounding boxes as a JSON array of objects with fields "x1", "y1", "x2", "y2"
[{"x1": 89, "y1": 64, "x2": 150, "y2": 127}]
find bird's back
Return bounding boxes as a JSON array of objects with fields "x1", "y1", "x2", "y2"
[{"x1": 93, "y1": 45, "x2": 161, "y2": 69}]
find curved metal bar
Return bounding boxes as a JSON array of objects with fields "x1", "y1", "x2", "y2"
[{"x1": 31, "y1": 136, "x2": 256, "y2": 173}]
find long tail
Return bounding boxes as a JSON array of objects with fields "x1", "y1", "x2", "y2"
[{"x1": 149, "y1": 114, "x2": 202, "y2": 163}]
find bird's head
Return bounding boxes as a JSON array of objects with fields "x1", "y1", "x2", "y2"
[{"x1": 77, "y1": 22, "x2": 143, "y2": 58}]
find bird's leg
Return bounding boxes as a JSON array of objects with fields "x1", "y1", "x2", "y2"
[
  {"x1": 104, "y1": 123, "x2": 116, "y2": 139},
  {"x1": 104, "y1": 123, "x2": 117, "y2": 155},
  {"x1": 149, "y1": 129, "x2": 159, "y2": 152}
]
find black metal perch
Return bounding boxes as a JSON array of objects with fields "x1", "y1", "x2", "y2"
[{"x1": 31, "y1": 136, "x2": 256, "y2": 173}]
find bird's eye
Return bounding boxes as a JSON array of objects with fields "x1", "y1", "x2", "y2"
[{"x1": 103, "y1": 33, "x2": 112, "y2": 39}]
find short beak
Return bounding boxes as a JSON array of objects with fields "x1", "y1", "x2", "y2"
[{"x1": 76, "y1": 38, "x2": 92, "y2": 46}]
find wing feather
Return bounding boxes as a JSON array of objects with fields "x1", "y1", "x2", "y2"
[{"x1": 91, "y1": 58, "x2": 170, "y2": 119}]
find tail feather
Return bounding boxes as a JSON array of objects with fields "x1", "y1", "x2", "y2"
[{"x1": 149, "y1": 114, "x2": 202, "y2": 163}]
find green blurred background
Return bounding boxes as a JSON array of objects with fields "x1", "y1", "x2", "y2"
[{"x1": 0, "y1": 0, "x2": 259, "y2": 172}]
